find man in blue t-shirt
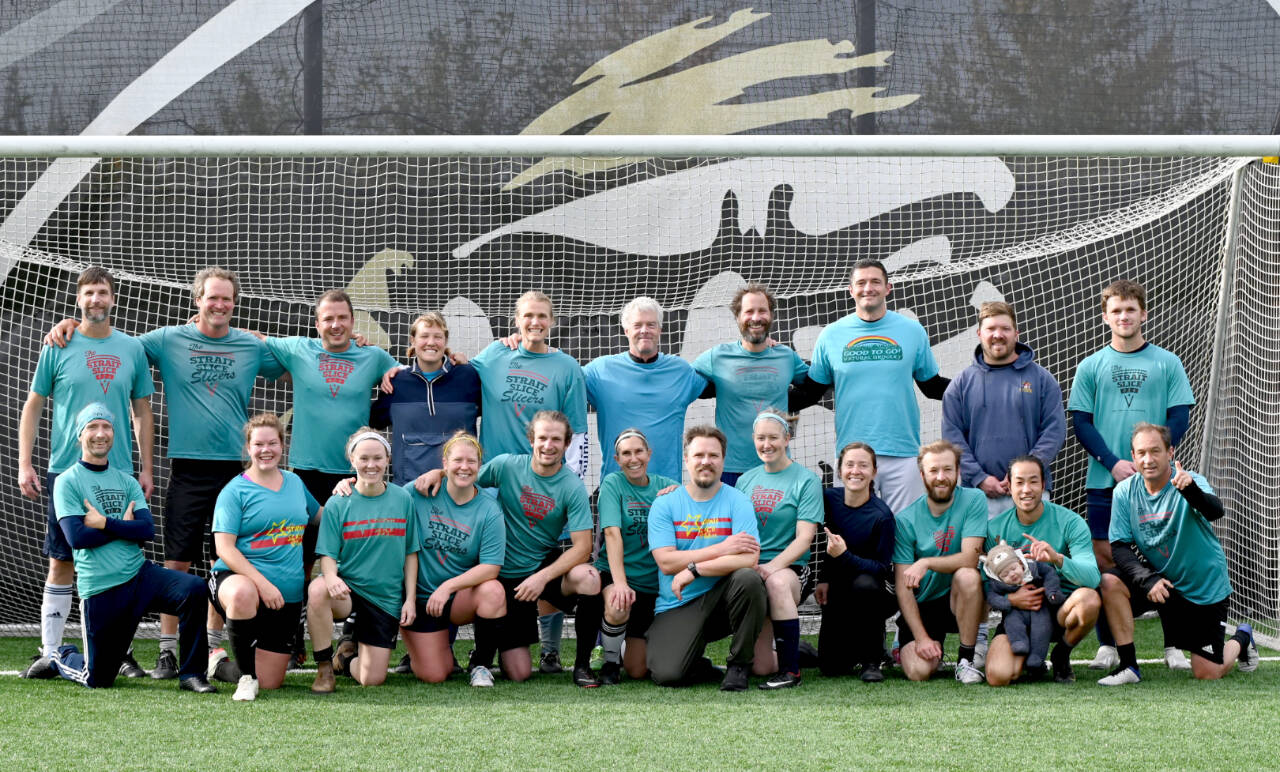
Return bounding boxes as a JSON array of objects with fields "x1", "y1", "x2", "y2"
[
  {"x1": 792, "y1": 259, "x2": 950, "y2": 514},
  {"x1": 646, "y1": 426, "x2": 767, "y2": 691},
  {"x1": 1096, "y1": 423, "x2": 1257, "y2": 686},
  {"x1": 693, "y1": 283, "x2": 808, "y2": 486}
]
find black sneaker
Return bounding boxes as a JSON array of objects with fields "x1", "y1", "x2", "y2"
[
  {"x1": 860, "y1": 662, "x2": 885, "y2": 683},
  {"x1": 690, "y1": 657, "x2": 725, "y2": 685},
  {"x1": 572, "y1": 665, "x2": 600, "y2": 688},
  {"x1": 1052, "y1": 658, "x2": 1075, "y2": 684},
  {"x1": 720, "y1": 664, "x2": 750, "y2": 692},
  {"x1": 119, "y1": 651, "x2": 147, "y2": 678},
  {"x1": 538, "y1": 650, "x2": 563, "y2": 674},
  {"x1": 394, "y1": 653, "x2": 413, "y2": 674},
  {"x1": 20, "y1": 654, "x2": 57, "y2": 679},
  {"x1": 598, "y1": 661, "x2": 621, "y2": 685},
  {"x1": 758, "y1": 671, "x2": 801, "y2": 690},
  {"x1": 151, "y1": 650, "x2": 178, "y2": 680},
  {"x1": 179, "y1": 674, "x2": 216, "y2": 693}
]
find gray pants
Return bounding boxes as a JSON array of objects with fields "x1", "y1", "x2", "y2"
[{"x1": 646, "y1": 567, "x2": 767, "y2": 686}]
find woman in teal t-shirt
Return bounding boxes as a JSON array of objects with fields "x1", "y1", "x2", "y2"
[{"x1": 402, "y1": 432, "x2": 507, "y2": 686}]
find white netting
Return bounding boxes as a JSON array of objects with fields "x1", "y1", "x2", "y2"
[{"x1": 1, "y1": 152, "x2": 1272, "y2": 641}]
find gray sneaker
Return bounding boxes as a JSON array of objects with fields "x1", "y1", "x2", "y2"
[
  {"x1": 20, "y1": 654, "x2": 57, "y2": 679},
  {"x1": 538, "y1": 650, "x2": 563, "y2": 674},
  {"x1": 470, "y1": 665, "x2": 495, "y2": 687}
]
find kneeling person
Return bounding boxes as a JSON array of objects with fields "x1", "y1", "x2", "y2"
[
  {"x1": 646, "y1": 426, "x2": 767, "y2": 691},
  {"x1": 50, "y1": 404, "x2": 213, "y2": 692}
]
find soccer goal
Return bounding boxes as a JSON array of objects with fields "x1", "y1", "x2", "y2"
[{"x1": 1, "y1": 135, "x2": 1277, "y2": 645}]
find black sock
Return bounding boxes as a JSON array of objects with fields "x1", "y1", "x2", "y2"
[
  {"x1": 1117, "y1": 642, "x2": 1138, "y2": 669},
  {"x1": 1050, "y1": 642, "x2": 1074, "y2": 666},
  {"x1": 958, "y1": 644, "x2": 976, "y2": 664},
  {"x1": 224, "y1": 618, "x2": 258, "y2": 678},
  {"x1": 1231, "y1": 629, "x2": 1252, "y2": 661},
  {"x1": 774, "y1": 619, "x2": 801, "y2": 675},
  {"x1": 314, "y1": 645, "x2": 333, "y2": 664},
  {"x1": 470, "y1": 617, "x2": 499, "y2": 669},
  {"x1": 573, "y1": 596, "x2": 603, "y2": 669}
]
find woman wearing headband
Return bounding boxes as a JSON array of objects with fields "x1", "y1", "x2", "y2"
[
  {"x1": 210, "y1": 413, "x2": 321, "y2": 701},
  {"x1": 401, "y1": 431, "x2": 507, "y2": 687},
  {"x1": 573, "y1": 428, "x2": 678, "y2": 684},
  {"x1": 734, "y1": 407, "x2": 823, "y2": 689},
  {"x1": 307, "y1": 427, "x2": 418, "y2": 693}
]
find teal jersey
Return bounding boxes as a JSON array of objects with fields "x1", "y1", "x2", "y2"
[
  {"x1": 138, "y1": 325, "x2": 285, "y2": 460},
  {"x1": 593, "y1": 471, "x2": 678, "y2": 594},
  {"x1": 893, "y1": 486, "x2": 987, "y2": 603},
  {"x1": 1067, "y1": 343, "x2": 1194, "y2": 489},
  {"x1": 408, "y1": 482, "x2": 506, "y2": 596},
  {"x1": 470, "y1": 342, "x2": 587, "y2": 458},
  {"x1": 211, "y1": 471, "x2": 320, "y2": 604},
  {"x1": 264, "y1": 336, "x2": 398, "y2": 473},
  {"x1": 735, "y1": 462, "x2": 824, "y2": 567},
  {"x1": 317, "y1": 484, "x2": 418, "y2": 617},
  {"x1": 476, "y1": 454, "x2": 591, "y2": 578},
  {"x1": 648, "y1": 484, "x2": 758, "y2": 613},
  {"x1": 808, "y1": 310, "x2": 939, "y2": 458},
  {"x1": 692, "y1": 342, "x2": 809, "y2": 473},
  {"x1": 985, "y1": 501, "x2": 1100, "y2": 593},
  {"x1": 1110, "y1": 472, "x2": 1230, "y2": 605},
  {"x1": 54, "y1": 463, "x2": 148, "y2": 598},
  {"x1": 30, "y1": 331, "x2": 154, "y2": 473}
]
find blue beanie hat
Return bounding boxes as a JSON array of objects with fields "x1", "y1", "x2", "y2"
[{"x1": 74, "y1": 402, "x2": 116, "y2": 438}]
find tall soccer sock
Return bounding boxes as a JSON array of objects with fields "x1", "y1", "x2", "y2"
[
  {"x1": 600, "y1": 620, "x2": 627, "y2": 665},
  {"x1": 958, "y1": 644, "x2": 976, "y2": 664},
  {"x1": 774, "y1": 618, "x2": 801, "y2": 676},
  {"x1": 539, "y1": 611, "x2": 564, "y2": 655},
  {"x1": 1050, "y1": 641, "x2": 1075, "y2": 667},
  {"x1": 1230, "y1": 629, "x2": 1253, "y2": 662},
  {"x1": 224, "y1": 618, "x2": 257, "y2": 678},
  {"x1": 1117, "y1": 642, "x2": 1139, "y2": 670},
  {"x1": 470, "y1": 617, "x2": 500, "y2": 670},
  {"x1": 207, "y1": 626, "x2": 226, "y2": 651},
  {"x1": 159, "y1": 634, "x2": 179, "y2": 655},
  {"x1": 1095, "y1": 611, "x2": 1114, "y2": 647},
  {"x1": 40, "y1": 583, "x2": 73, "y2": 658}
]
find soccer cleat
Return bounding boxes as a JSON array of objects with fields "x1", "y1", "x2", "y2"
[
  {"x1": 860, "y1": 662, "x2": 885, "y2": 683},
  {"x1": 232, "y1": 674, "x2": 259, "y2": 702},
  {"x1": 119, "y1": 651, "x2": 147, "y2": 678},
  {"x1": 394, "y1": 653, "x2": 413, "y2": 674},
  {"x1": 572, "y1": 665, "x2": 600, "y2": 688},
  {"x1": 213, "y1": 656, "x2": 242, "y2": 683},
  {"x1": 1164, "y1": 646, "x2": 1191, "y2": 671},
  {"x1": 590, "y1": 644, "x2": 605, "y2": 670},
  {"x1": 311, "y1": 661, "x2": 336, "y2": 694},
  {"x1": 954, "y1": 657, "x2": 984, "y2": 684},
  {"x1": 719, "y1": 664, "x2": 750, "y2": 692},
  {"x1": 1097, "y1": 665, "x2": 1142, "y2": 686},
  {"x1": 20, "y1": 654, "x2": 57, "y2": 679},
  {"x1": 758, "y1": 671, "x2": 802, "y2": 690},
  {"x1": 538, "y1": 649, "x2": 563, "y2": 674},
  {"x1": 1052, "y1": 658, "x2": 1075, "y2": 684},
  {"x1": 207, "y1": 647, "x2": 229, "y2": 680},
  {"x1": 1236, "y1": 623, "x2": 1259, "y2": 673},
  {"x1": 598, "y1": 661, "x2": 621, "y2": 685},
  {"x1": 1089, "y1": 645, "x2": 1119, "y2": 671},
  {"x1": 179, "y1": 674, "x2": 217, "y2": 693},
  {"x1": 469, "y1": 665, "x2": 495, "y2": 688},
  {"x1": 151, "y1": 650, "x2": 179, "y2": 680}
]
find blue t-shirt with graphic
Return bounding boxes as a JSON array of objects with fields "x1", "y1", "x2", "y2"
[
  {"x1": 408, "y1": 483, "x2": 506, "y2": 596},
  {"x1": 54, "y1": 463, "x2": 149, "y2": 598},
  {"x1": 211, "y1": 471, "x2": 320, "y2": 603},
  {"x1": 809, "y1": 310, "x2": 939, "y2": 458},
  {"x1": 648, "y1": 484, "x2": 758, "y2": 613}
]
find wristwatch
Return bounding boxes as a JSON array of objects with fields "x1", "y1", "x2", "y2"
[{"x1": 687, "y1": 562, "x2": 701, "y2": 578}]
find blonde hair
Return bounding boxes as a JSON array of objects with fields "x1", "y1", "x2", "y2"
[
  {"x1": 407, "y1": 312, "x2": 449, "y2": 358},
  {"x1": 442, "y1": 431, "x2": 483, "y2": 465}
]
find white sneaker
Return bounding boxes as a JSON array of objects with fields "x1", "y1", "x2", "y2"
[
  {"x1": 232, "y1": 674, "x2": 259, "y2": 702},
  {"x1": 470, "y1": 665, "x2": 495, "y2": 687},
  {"x1": 1164, "y1": 646, "x2": 1191, "y2": 671},
  {"x1": 207, "y1": 647, "x2": 230, "y2": 680},
  {"x1": 954, "y1": 657, "x2": 984, "y2": 684},
  {"x1": 1089, "y1": 645, "x2": 1119, "y2": 670},
  {"x1": 1097, "y1": 665, "x2": 1141, "y2": 686}
]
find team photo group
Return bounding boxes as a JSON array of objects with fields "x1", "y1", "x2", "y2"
[{"x1": 14, "y1": 257, "x2": 1259, "y2": 701}]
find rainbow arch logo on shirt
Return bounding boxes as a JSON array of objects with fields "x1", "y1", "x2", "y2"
[{"x1": 842, "y1": 335, "x2": 903, "y2": 363}]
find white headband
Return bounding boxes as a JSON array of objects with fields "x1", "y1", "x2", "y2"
[
  {"x1": 614, "y1": 430, "x2": 648, "y2": 453},
  {"x1": 347, "y1": 431, "x2": 391, "y2": 460},
  {"x1": 753, "y1": 411, "x2": 791, "y2": 436}
]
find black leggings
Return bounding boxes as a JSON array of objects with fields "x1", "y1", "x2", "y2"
[{"x1": 818, "y1": 573, "x2": 898, "y2": 676}]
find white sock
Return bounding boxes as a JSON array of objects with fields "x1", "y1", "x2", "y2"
[
  {"x1": 160, "y1": 634, "x2": 178, "y2": 654},
  {"x1": 40, "y1": 583, "x2": 73, "y2": 657}
]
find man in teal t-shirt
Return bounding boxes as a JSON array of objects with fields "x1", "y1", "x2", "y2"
[
  {"x1": 693, "y1": 284, "x2": 808, "y2": 484},
  {"x1": 893, "y1": 441, "x2": 986, "y2": 683}
]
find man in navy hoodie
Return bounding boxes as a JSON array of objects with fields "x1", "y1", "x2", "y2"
[{"x1": 942, "y1": 301, "x2": 1065, "y2": 520}]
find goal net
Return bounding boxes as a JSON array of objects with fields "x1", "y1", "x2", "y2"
[{"x1": 1, "y1": 149, "x2": 1275, "y2": 645}]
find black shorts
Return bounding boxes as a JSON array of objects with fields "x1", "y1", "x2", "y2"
[
  {"x1": 42, "y1": 470, "x2": 72, "y2": 562},
  {"x1": 1108, "y1": 569, "x2": 1230, "y2": 664},
  {"x1": 1086, "y1": 488, "x2": 1115, "y2": 541},
  {"x1": 599, "y1": 571, "x2": 657, "y2": 638},
  {"x1": 165, "y1": 458, "x2": 243, "y2": 563},
  {"x1": 786, "y1": 563, "x2": 815, "y2": 606},
  {"x1": 292, "y1": 468, "x2": 346, "y2": 564},
  {"x1": 206, "y1": 571, "x2": 303, "y2": 655},
  {"x1": 348, "y1": 590, "x2": 401, "y2": 649},
  {"x1": 404, "y1": 595, "x2": 456, "y2": 634},
  {"x1": 496, "y1": 555, "x2": 582, "y2": 652},
  {"x1": 897, "y1": 594, "x2": 960, "y2": 647}
]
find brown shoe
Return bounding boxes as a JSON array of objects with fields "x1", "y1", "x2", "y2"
[
  {"x1": 332, "y1": 636, "x2": 356, "y2": 676},
  {"x1": 311, "y1": 661, "x2": 335, "y2": 694}
]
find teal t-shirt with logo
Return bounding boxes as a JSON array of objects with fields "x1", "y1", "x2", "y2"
[
  {"x1": 985, "y1": 501, "x2": 1100, "y2": 593},
  {"x1": 138, "y1": 325, "x2": 285, "y2": 460},
  {"x1": 692, "y1": 342, "x2": 809, "y2": 474},
  {"x1": 808, "y1": 310, "x2": 939, "y2": 458},
  {"x1": 408, "y1": 482, "x2": 506, "y2": 596},
  {"x1": 593, "y1": 471, "x2": 678, "y2": 594},
  {"x1": 735, "y1": 462, "x2": 824, "y2": 567},
  {"x1": 475, "y1": 454, "x2": 591, "y2": 578},
  {"x1": 317, "y1": 484, "x2": 418, "y2": 617},
  {"x1": 264, "y1": 336, "x2": 398, "y2": 473},
  {"x1": 1067, "y1": 343, "x2": 1194, "y2": 489},
  {"x1": 54, "y1": 463, "x2": 148, "y2": 598},
  {"x1": 893, "y1": 486, "x2": 986, "y2": 603},
  {"x1": 211, "y1": 471, "x2": 320, "y2": 603},
  {"x1": 1109, "y1": 471, "x2": 1230, "y2": 605},
  {"x1": 31, "y1": 331, "x2": 154, "y2": 473},
  {"x1": 470, "y1": 342, "x2": 587, "y2": 458}
]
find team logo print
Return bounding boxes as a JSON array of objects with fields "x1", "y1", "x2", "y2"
[
  {"x1": 89, "y1": 484, "x2": 128, "y2": 517},
  {"x1": 748, "y1": 486, "x2": 784, "y2": 529},
  {"x1": 84, "y1": 351, "x2": 122, "y2": 394},
  {"x1": 1110, "y1": 364, "x2": 1149, "y2": 407},
  {"x1": 188, "y1": 344, "x2": 238, "y2": 395},
  {"x1": 1020, "y1": 380, "x2": 1033, "y2": 394},
  {"x1": 933, "y1": 525, "x2": 956, "y2": 553},
  {"x1": 317, "y1": 353, "x2": 356, "y2": 397},
  {"x1": 842, "y1": 335, "x2": 903, "y2": 363},
  {"x1": 1137, "y1": 510, "x2": 1175, "y2": 559},
  {"x1": 519, "y1": 485, "x2": 555, "y2": 526},
  {"x1": 503, "y1": 368, "x2": 551, "y2": 418},
  {"x1": 250, "y1": 519, "x2": 305, "y2": 549},
  {"x1": 624, "y1": 500, "x2": 651, "y2": 537},
  {"x1": 342, "y1": 517, "x2": 407, "y2": 540},
  {"x1": 426, "y1": 510, "x2": 473, "y2": 562}
]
